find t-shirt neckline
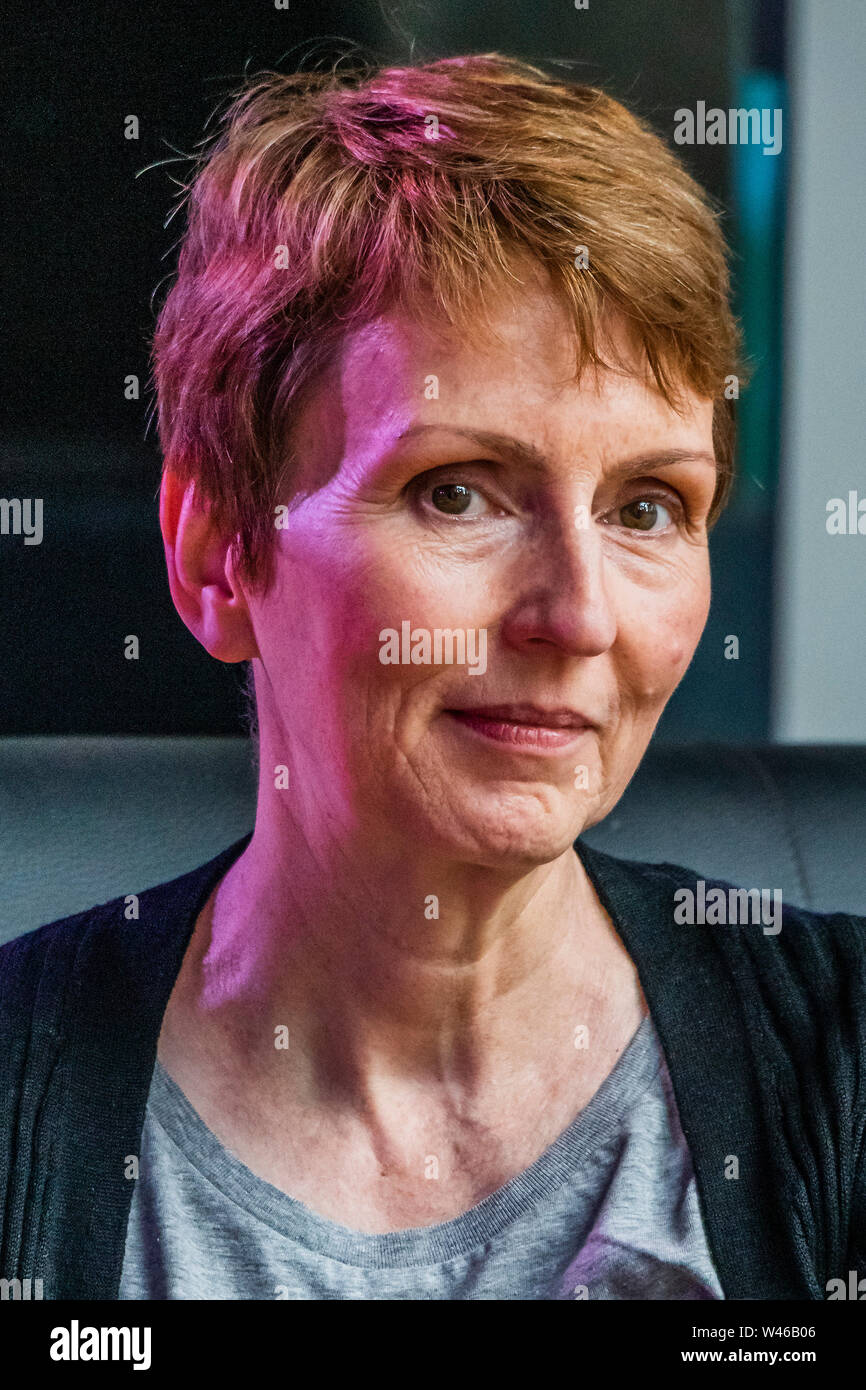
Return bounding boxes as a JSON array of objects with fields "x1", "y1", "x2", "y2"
[{"x1": 147, "y1": 1013, "x2": 661, "y2": 1268}]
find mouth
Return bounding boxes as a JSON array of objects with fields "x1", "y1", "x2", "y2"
[{"x1": 443, "y1": 704, "x2": 595, "y2": 752}]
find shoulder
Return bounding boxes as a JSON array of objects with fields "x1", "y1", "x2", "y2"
[
  {"x1": 578, "y1": 840, "x2": 866, "y2": 1008},
  {"x1": 0, "y1": 899, "x2": 117, "y2": 1033},
  {"x1": 580, "y1": 844, "x2": 866, "y2": 1167},
  {"x1": 0, "y1": 833, "x2": 251, "y2": 1042},
  {"x1": 653, "y1": 855, "x2": 866, "y2": 963},
  {"x1": 580, "y1": 839, "x2": 866, "y2": 938},
  {"x1": 0, "y1": 897, "x2": 129, "y2": 1152}
]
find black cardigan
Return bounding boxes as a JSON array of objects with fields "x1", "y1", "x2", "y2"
[{"x1": 1, "y1": 831, "x2": 865, "y2": 1300}]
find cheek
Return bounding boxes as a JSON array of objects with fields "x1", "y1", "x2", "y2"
[
  {"x1": 263, "y1": 539, "x2": 474, "y2": 716},
  {"x1": 620, "y1": 570, "x2": 710, "y2": 704},
  {"x1": 258, "y1": 535, "x2": 390, "y2": 666},
  {"x1": 346, "y1": 541, "x2": 491, "y2": 661}
]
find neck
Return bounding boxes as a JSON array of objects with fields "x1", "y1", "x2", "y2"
[{"x1": 174, "y1": 796, "x2": 643, "y2": 1107}]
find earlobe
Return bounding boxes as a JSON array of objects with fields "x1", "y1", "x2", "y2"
[{"x1": 159, "y1": 469, "x2": 260, "y2": 663}]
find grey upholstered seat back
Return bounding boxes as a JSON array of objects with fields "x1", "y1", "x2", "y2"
[{"x1": 0, "y1": 738, "x2": 863, "y2": 945}]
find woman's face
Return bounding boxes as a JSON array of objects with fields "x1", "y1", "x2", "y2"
[{"x1": 248, "y1": 277, "x2": 717, "y2": 867}]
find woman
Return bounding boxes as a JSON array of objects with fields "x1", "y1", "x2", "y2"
[{"x1": 2, "y1": 53, "x2": 865, "y2": 1302}]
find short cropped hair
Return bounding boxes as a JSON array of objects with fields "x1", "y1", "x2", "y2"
[{"x1": 152, "y1": 52, "x2": 744, "y2": 594}]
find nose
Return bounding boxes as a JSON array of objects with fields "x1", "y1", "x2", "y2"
[{"x1": 499, "y1": 508, "x2": 617, "y2": 658}]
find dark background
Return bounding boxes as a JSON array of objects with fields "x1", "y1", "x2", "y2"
[{"x1": 2, "y1": 0, "x2": 785, "y2": 739}]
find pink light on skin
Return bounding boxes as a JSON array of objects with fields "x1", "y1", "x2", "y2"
[{"x1": 157, "y1": 266, "x2": 717, "y2": 1219}]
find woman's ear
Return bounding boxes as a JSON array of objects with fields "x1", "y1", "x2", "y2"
[{"x1": 160, "y1": 469, "x2": 260, "y2": 662}]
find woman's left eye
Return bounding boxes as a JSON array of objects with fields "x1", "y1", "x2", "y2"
[{"x1": 615, "y1": 498, "x2": 674, "y2": 532}]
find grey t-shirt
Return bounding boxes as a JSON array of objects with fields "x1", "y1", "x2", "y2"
[{"x1": 119, "y1": 1015, "x2": 724, "y2": 1300}]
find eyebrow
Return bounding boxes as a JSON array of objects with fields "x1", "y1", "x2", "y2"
[{"x1": 396, "y1": 425, "x2": 717, "y2": 475}]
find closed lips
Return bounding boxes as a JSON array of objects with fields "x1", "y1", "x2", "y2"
[{"x1": 446, "y1": 706, "x2": 593, "y2": 728}]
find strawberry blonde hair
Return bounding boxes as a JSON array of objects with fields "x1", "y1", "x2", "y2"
[{"x1": 152, "y1": 52, "x2": 743, "y2": 594}]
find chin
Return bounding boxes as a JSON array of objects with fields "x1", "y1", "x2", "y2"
[{"x1": 430, "y1": 787, "x2": 591, "y2": 869}]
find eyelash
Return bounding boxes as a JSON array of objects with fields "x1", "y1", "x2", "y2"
[{"x1": 410, "y1": 471, "x2": 686, "y2": 531}]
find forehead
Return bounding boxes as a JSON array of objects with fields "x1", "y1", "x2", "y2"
[{"x1": 295, "y1": 278, "x2": 713, "y2": 478}]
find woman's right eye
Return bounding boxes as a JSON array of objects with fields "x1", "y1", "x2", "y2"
[{"x1": 424, "y1": 481, "x2": 492, "y2": 518}]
